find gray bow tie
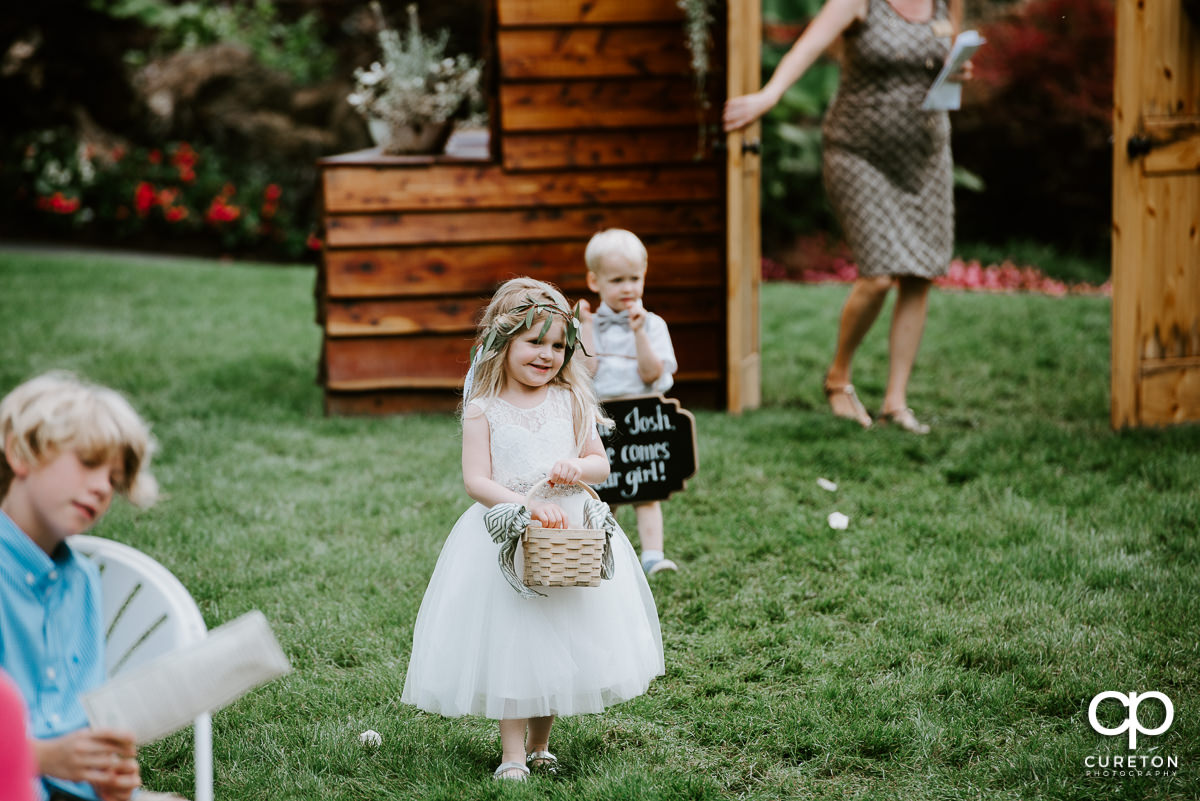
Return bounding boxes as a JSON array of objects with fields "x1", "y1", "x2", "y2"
[{"x1": 594, "y1": 307, "x2": 629, "y2": 333}]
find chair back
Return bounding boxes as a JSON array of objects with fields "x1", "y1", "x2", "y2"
[{"x1": 71, "y1": 535, "x2": 214, "y2": 801}]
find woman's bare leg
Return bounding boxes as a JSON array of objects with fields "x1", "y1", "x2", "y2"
[
  {"x1": 826, "y1": 275, "x2": 893, "y2": 423},
  {"x1": 882, "y1": 275, "x2": 932, "y2": 415}
]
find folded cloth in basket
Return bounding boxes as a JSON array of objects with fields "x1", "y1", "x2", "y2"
[{"x1": 485, "y1": 498, "x2": 617, "y2": 598}]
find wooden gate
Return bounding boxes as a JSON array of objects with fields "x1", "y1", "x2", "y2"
[{"x1": 1111, "y1": 2, "x2": 1200, "y2": 427}]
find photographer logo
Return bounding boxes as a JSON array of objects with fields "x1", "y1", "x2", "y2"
[
  {"x1": 1088, "y1": 691, "x2": 1173, "y2": 749},
  {"x1": 1084, "y1": 691, "x2": 1179, "y2": 779}
]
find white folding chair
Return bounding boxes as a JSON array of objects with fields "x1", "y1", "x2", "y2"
[{"x1": 72, "y1": 535, "x2": 214, "y2": 801}]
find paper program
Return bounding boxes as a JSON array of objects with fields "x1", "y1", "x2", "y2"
[
  {"x1": 921, "y1": 30, "x2": 986, "y2": 111},
  {"x1": 82, "y1": 610, "x2": 292, "y2": 744}
]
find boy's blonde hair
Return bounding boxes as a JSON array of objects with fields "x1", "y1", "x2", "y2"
[
  {"x1": 0, "y1": 372, "x2": 158, "y2": 507},
  {"x1": 584, "y1": 229, "x2": 648, "y2": 275},
  {"x1": 466, "y1": 278, "x2": 607, "y2": 453}
]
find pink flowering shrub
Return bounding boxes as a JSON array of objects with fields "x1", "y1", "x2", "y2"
[
  {"x1": 762, "y1": 231, "x2": 1109, "y2": 296},
  {"x1": 763, "y1": 255, "x2": 1111, "y2": 296},
  {"x1": 935, "y1": 259, "x2": 1109, "y2": 296}
]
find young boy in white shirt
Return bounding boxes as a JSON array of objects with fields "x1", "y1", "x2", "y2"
[{"x1": 578, "y1": 229, "x2": 679, "y2": 575}]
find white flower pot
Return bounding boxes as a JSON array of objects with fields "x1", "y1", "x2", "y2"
[{"x1": 367, "y1": 118, "x2": 455, "y2": 155}]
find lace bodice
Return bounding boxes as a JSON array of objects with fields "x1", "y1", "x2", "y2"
[{"x1": 472, "y1": 388, "x2": 577, "y2": 494}]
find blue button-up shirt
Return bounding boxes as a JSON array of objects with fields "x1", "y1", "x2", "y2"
[{"x1": 0, "y1": 510, "x2": 105, "y2": 801}]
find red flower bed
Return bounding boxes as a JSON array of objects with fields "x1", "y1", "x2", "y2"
[{"x1": 2, "y1": 129, "x2": 318, "y2": 260}]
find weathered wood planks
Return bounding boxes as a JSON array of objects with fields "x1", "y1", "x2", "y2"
[
  {"x1": 324, "y1": 205, "x2": 722, "y2": 248},
  {"x1": 497, "y1": 28, "x2": 692, "y2": 79},
  {"x1": 324, "y1": 239, "x2": 722, "y2": 298},
  {"x1": 499, "y1": 79, "x2": 699, "y2": 131},
  {"x1": 322, "y1": 164, "x2": 719, "y2": 212},
  {"x1": 501, "y1": 130, "x2": 707, "y2": 169},
  {"x1": 497, "y1": 0, "x2": 684, "y2": 26},
  {"x1": 325, "y1": 288, "x2": 725, "y2": 337}
]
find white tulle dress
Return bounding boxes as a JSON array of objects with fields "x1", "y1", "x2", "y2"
[{"x1": 400, "y1": 387, "x2": 664, "y2": 719}]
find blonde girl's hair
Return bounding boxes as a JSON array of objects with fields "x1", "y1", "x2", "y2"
[
  {"x1": 465, "y1": 278, "x2": 608, "y2": 453},
  {"x1": 584, "y1": 228, "x2": 648, "y2": 275},
  {"x1": 0, "y1": 371, "x2": 159, "y2": 507}
]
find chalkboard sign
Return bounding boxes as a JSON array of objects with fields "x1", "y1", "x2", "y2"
[{"x1": 591, "y1": 394, "x2": 698, "y2": 504}]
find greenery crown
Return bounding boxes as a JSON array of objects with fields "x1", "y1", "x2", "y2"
[{"x1": 470, "y1": 296, "x2": 588, "y2": 369}]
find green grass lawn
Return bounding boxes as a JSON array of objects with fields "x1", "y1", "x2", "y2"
[{"x1": 1, "y1": 249, "x2": 1196, "y2": 801}]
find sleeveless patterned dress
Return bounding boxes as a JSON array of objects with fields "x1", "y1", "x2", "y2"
[
  {"x1": 400, "y1": 387, "x2": 663, "y2": 720},
  {"x1": 822, "y1": 0, "x2": 954, "y2": 279}
]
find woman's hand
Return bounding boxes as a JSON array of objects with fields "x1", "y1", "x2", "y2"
[
  {"x1": 723, "y1": 90, "x2": 776, "y2": 132},
  {"x1": 528, "y1": 500, "x2": 567, "y2": 529},
  {"x1": 33, "y1": 729, "x2": 140, "y2": 789},
  {"x1": 548, "y1": 459, "x2": 583, "y2": 486},
  {"x1": 949, "y1": 58, "x2": 974, "y2": 82},
  {"x1": 725, "y1": 0, "x2": 863, "y2": 132}
]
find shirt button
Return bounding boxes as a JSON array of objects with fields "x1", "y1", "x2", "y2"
[
  {"x1": 46, "y1": 667, "x2": 56, "y2": 680},
  {"x1": 48, "y1": 570, "x2": 58, "y2": 581},
  {"x1": 25, "y1": 573, "x2": 35, "y2": 585},
  {"x1": 50, "y1": 714, "x2": 61, "y2": 724}
]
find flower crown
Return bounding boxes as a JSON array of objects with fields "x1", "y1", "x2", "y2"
[{"x1": 470, "y1": 296, "x2": 588, "y2": 368}]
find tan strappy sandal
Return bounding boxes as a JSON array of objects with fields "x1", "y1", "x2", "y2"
[
  {"x1": 824, "y1": 381, "x2": 873, "y2": 428},
  {"x1": 878, "y1": 407, "x2": 930, "y2": 435}
]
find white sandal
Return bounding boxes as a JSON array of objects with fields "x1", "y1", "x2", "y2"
[
  {"x1": 526, "y1": 749, "x2": 559, "y2": 774},
  {"x1": 493, "y1": 761, "x2": 530, "y2": 781}
]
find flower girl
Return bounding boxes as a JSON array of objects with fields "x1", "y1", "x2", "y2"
[{"x1": 401, "y1": 278, "x2": 664, "y2": 781}]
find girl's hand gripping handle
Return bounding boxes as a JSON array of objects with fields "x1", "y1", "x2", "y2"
[
  {"x1": 527, "y1": 500, "x2": 567, "y2": 529},
  {"x1": 524, "y1": 477, "x2": 601, "y2": 530}
]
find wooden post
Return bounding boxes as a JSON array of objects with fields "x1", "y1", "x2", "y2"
[{"x1": 725, "y1": 0, "x2": 763, "y2": 414}]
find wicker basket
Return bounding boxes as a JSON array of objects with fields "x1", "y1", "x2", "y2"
[{"x1": 521, "y1": 479, "x2": 606, "y2": 588}]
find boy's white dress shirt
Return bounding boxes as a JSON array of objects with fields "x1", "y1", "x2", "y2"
[{"x1": 592, "y1": 303, "x2": 677, "y2": 399}]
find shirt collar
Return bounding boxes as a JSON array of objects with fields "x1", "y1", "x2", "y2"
[{"x1": 0, "y1": 509, "x2": 76, "y2": 582}]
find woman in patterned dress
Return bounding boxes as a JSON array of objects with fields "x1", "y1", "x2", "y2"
[{"x1": 725, "y1": 0, "x2": 967, "y2": 434}]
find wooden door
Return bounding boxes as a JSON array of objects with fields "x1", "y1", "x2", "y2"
[
  {"x1": 1112, "y1": 2, "x2": 1200, "y2": 427},
  {"x1": 726, "y1": 0, "x2": 763, "y2": 413}
]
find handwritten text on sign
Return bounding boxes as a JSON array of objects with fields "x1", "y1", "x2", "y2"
[{"x1": 591, "y1": 394, "x2": 698, "y2": 504}]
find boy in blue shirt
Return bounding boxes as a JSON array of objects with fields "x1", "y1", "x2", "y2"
[{"x1": 0, "y1": 372, "x2": 168, "y2": 801}]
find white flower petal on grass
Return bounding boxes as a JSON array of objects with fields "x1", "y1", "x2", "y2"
[
  {"x1": 359, "y1": 729, "x2": 382, "y2": 747},
  {"x1": 816, "y1": 478, "x2": 838, "y2": 492},
  {"x1": 827, "y1": 512, "x2": 849, "y2": 530}
]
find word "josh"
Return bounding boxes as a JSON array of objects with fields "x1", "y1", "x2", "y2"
[{"x1": 623, "y1": 405, "x2": 675, "y2": 434}]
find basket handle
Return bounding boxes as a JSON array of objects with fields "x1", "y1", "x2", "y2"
[{"x1": 522, "y1": 477, "x2": 600, "y2": 509}]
